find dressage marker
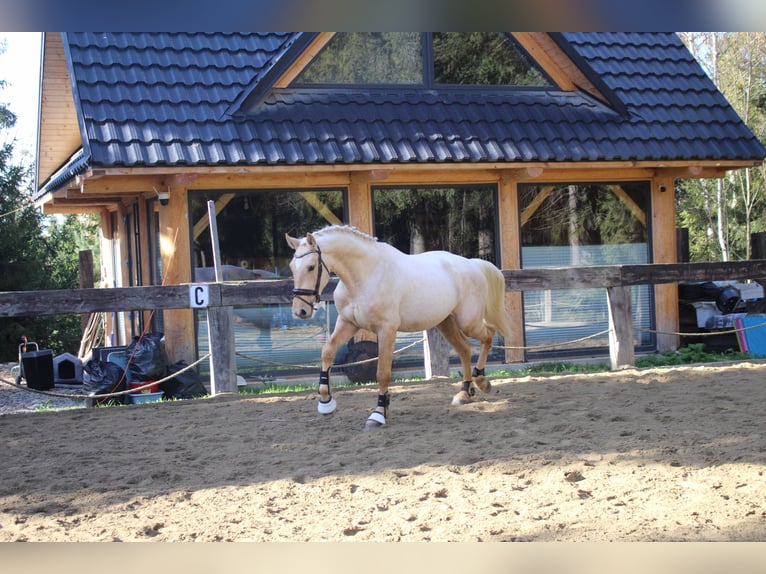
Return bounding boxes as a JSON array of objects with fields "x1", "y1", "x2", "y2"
[{"x1": 286, "y1": 225, "x2": 513, "y2": 431}]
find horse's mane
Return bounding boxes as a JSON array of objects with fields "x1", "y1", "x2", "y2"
[{"x1": 313, "y1": 225, "x2": 378, "y2": 243}]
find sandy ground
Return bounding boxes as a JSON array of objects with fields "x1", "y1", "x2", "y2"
[{"x1": 1, "y1": 360, "x2": 765, "y2": 542}]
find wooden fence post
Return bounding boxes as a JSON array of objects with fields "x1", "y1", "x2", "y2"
[
  {"x1": 607, "y1": 285, "x2": 634, "y2": 369},
  {"x1": 423, "y1": 327, "x2": 450, "y2": 378},
  {"x1": 206, "y1": 200, "x2": 237, "y2": 395},
  {"x1": 207, "y1": 304, "x2": 237, "y2": 395}
]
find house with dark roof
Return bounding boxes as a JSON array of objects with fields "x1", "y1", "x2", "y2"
[{"x1": 35, "y1": 32, "x2": 766, "y2": 374}]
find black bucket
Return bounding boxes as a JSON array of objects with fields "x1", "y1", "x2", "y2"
[{"x1": 21, "y1": 349, "x2": 54, "y2": 390}]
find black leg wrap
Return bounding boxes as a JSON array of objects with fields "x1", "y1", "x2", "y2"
[
  {"x1": 377, "y1": 393, "x2": 390, "y2": 409},
  {"x1": 318, "y1": 370, "x2": 331, "y2": 401},
  {"x1": 461, "y1": 380, "x2": 476, "y2": 396},
  {"x1": 472, "y1": 367, "x2": 485, "y2": 378}
]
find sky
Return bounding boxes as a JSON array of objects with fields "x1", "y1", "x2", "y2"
[{"x1": 0, "y1": 31, "x2": 42, "y2": 160}]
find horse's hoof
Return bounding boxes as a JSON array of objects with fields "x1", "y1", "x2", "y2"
[
  {"x1": 451, "y1": 390, "x2": 473, "y2": 406},
  {"x1": 473, "y1": 375, "x2": 492, "y2": 393},
  {"x1": 317, "y1": 397, "x2": 337, "y2": 416},
  {"x1": 364, "y1": 411, "x2": 386, "y2": 431}
]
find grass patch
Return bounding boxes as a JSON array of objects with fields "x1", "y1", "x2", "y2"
[
  {"x1": 239, "y1": 343, "x2": 754, "y2": 396},
  {"x1": 239, "y1": 379, "x2": 377, "y2": 396},
  {"x1": 634, "y1": 343, "x2": 750, "y2": 368}
]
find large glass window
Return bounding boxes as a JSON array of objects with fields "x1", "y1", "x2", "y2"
[
  {"x1": 295, "y1": 33, "x2": 423, "y2": 84},
  {"x1": 372, "y1": 185, "x2": 503, "y2": 369},
  {"x1": 374, "y1": 185, "x2": 497, "y2": 261},
  {"x1": 519, "y1": 182, "x2": 654, "y2": 358},
  {"x1": 433, "y1": 32, "x2": 551, "y2": 86},
  {"x1": 294, "y1": 32, "x2": 551, "y2": 88},
  {"x1": 190, "y1": 189, "x2": 346, "y2": 380}
]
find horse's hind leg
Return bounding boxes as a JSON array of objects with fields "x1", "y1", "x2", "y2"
[
  {"x1": 434, "y1": 317, "x2": 475, "y2": 406},
  {"x1": 471, "y1": 327, "x2": 495, "y2": 394}
]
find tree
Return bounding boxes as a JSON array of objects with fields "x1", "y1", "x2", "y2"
[
  {"x1": 0, "y1": 45, "x2": 100, "y2": 360},
  {"x1": 678, "y1": 32, "x2": 766, "y2": 262}
]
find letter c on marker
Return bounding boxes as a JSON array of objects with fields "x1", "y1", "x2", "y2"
[{"x1": 194, "y1": 286, "x2": 205, "y2": 306}]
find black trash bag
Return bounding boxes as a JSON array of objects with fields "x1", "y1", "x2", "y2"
[
  {"x1": 160, "y1": 360, "x2": 208, "y2": 399},
  {"x1": 678, "y1": 281, "x2": 722, "y2": 301},
  {"x1": 126, "y1": 332, "x2": 168, "y2": 381},
  {"x1": 716, "y1": 285, "x2": 742, "y2": 313},
  {"x1": 83, "y1": 359, "x2": 127, "y2": 407},
  {"x1": 340, "y1": 339, "x2": 378, "y2": 384}
]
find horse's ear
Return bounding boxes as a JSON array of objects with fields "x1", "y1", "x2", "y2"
[
  {"x1": 285, "y1": 233, "x2": 300, "y2": 251},
  {"x1": 306, "y1": 233, "x2": 317, "y2": 248}
]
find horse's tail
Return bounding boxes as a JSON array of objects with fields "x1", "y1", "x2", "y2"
[{"x1": 475, "y1": 259, "x2": 514, "y2": 341}]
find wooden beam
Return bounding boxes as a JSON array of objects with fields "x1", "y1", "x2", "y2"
[
  {"x1": 273, "y1": 33, "x2": 336, "y2": 88},
  {"x1": 608, "y1": 185, "x2": 647, "y2": 226},
  {"x1": 91, "y1": 159, "x2": 758, "y2": 179},
  {"x1": 513, "y1": 32, "x2": 609, "y2": 104},
  {"x1": 193, "y1": 193, "x2": 235, "y2": 240},
  {"x1": 77, "y1": 175, "x2": 167, "y2": 194},
  {"x1": 520, "y1": 185, "x2": 554, "y2": 226},
  {"x1": 655, "y1": 166, "x2": 730, "y2": 179},
  {"x1": 4, "y1": 260, "x2": 766, "y2": 317},
  {"x1": 303, "y1": 191, "x2": 343, "y2": 226},
  {"x1": 513, "y1": 33, "x2": 578, "y2": 91},
  {"x1": 42, "y1": 204, "x2": 108, "y2": 215}
]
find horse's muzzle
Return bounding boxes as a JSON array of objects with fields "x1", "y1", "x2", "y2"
[{"x1": 292, "y1": 296, "x2": 316, "y2": 320}]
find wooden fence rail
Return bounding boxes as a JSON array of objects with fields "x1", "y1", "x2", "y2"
[{"x1": 2, "y1": 260, "x2": 765, "y2": 394}]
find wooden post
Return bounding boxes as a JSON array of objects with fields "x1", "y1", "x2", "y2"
[
  {"x1": 498, "y1": 171, "x2": 524, "y2": 363},
  {"x1": 424, "y1": 328, "x2": 451, "y2": 378},
  {"x1": 652, "y1": 175, "x2": 679, "y2": 351},
  {"x1": 206, "y1": 201, "x2": 237, "y2": 395},
  {"x1": 348, "y1": 173, "x2": 379, "y2": 344},
  {"x1": 159, "y1": 186, "x2": 195, "y2": 365},
  {"x1": 207, "y1": 303, "x2": 237, "y2": 395},
  {"x1": 607, "y1": 285, "x2": 634, "y2": 369},
  {"x1": 78, "y1": 250, "x2": 94, "y2": 331}
]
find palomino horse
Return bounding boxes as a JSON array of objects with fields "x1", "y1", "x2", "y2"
[{"x1": 286, "y1": 225, "x2": 513, "y2": 431}]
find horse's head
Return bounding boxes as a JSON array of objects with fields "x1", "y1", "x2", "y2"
[{"x1": 285, "y1": 232, "x2": 330, "y2": 320}]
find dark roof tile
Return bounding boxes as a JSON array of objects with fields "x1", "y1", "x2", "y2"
[{"x1": 41, "y1": 32, "x2": 766, "y2": 192}]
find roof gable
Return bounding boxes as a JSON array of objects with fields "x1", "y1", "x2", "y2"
[
  {"x1": 36, "y1": 33, "x2": 82, "y2": 191},
  {"x1": 37, "y1": 32, "x2": 766, "y2": 195}
]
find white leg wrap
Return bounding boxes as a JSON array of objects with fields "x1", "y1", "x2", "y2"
[
  {"x1": 366, "y1": 410, "x2": 386, "y2": 426},
  {"x1": 317, "y1": 397, "x2": 337, "y2": 415}
]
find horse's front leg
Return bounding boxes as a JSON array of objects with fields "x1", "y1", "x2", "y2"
[
  {"x1": 317, "y1": 316, "x2": 358, "y2": 416},
  {"x1": 364, "y1": 327, "x2": 397, "y2": 431}
]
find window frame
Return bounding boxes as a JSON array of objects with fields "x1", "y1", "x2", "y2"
[
  {"x1": 518, "y1": 180, "x2": 656, "y2": 360},
  {"x1": 291, "y1": 32, "x2": 556, "y2": 90}
]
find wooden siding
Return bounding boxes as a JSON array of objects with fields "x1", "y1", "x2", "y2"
[{"x1": 37, "y1": 33, "x2": 81, "y2": 190}]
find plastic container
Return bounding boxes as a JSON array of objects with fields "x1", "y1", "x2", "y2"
[
  {"x1": 128, "y1": 380, "x2": 159, "y2": 394},
  {"x1": 21, "y1": 349, "x2": 54, "y2": 390},
  {"x1": 129, "y1": 391, "x2": 164, "y2": 404}
]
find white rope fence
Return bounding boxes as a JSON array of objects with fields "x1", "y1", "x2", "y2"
[{"x1": 4, "y1": 320, "x2": 766, "y2": 401}]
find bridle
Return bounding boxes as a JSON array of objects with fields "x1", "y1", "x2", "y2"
[{"x1": 291, "y1": 245, "x2": 330, "y2": 310}]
